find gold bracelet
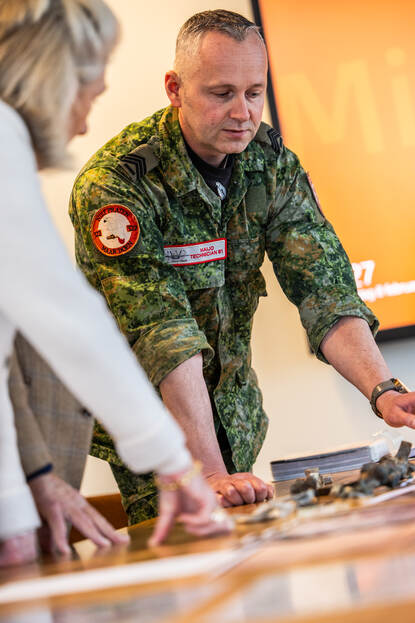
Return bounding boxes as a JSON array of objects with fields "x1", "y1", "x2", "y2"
[{"x1": 155, "y1": 460, "x2": 202, "y2": 492}]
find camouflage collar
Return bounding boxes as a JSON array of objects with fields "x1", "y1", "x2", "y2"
[
  {"x1": 156, "y1": 106, "x2": 264, "y2": 198},
  {"x1": 240, "y1": 139, "x2": 266, "y2": 173},
  {"x1": 157, "y1": 107, "x2": 198, "y2": 198}
]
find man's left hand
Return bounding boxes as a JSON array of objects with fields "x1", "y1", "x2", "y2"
[{"x1": 376, "y1": 390, "x2": 415, "y2": 428}]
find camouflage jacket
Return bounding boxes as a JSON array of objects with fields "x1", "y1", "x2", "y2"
[{"x1": 69, "y1": 106, "x2": 378, "y2": 472}]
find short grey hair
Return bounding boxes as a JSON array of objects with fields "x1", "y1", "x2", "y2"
[
  {"x1": 174, "y1": 9, "x2": 264, "y2": 75},
  {"x1": 0, "y1": 0, "x2": 119, "y2": 168}
]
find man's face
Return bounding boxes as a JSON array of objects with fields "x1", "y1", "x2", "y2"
[{"x1": 166, "y1": 31, "x2": 267, "y2": 166}]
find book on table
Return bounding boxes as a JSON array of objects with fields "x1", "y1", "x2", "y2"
[{"x1": 270, "y1": 437, "x2": 400, "y2": 482}]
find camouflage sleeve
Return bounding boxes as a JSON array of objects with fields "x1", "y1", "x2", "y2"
[
  {"x1": 70, "y1": 166, "x2": 213, "y2": 387},
  {"x1": 265, "y1": 148, "x2": 379, "y2": 362}
]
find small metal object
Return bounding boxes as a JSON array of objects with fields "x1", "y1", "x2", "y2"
[
  {"x1": 235, "y1": 487, "x2": 318, "y2": 525},
  {"x1": 292, "y1": 489, "x2": 317, "y2": 507},
  {"x1": 209, "y1": 507, "x2": 233, "y2": 526},
  {"x1": 290, "y1": 467, "x2": 332, "y2": 496},
  {"x1": 333, "y1": 440, "x2": 414, "y2": 499},
  {"x1": 234, "y1": 497, "x2": 296, "y2": 524}
]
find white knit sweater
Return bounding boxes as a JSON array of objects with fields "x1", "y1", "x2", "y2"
[{"x1": 0, "y1": 100, "x2": 190, "y2": 539}]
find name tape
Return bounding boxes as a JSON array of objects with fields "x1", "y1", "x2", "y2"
[{"x1": 164, "y1": 238, "x2": 227, "y2": 266}]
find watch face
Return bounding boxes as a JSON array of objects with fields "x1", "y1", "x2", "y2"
[{"x1": 392, "y1": 378, "x2": 410, "y2": 393}]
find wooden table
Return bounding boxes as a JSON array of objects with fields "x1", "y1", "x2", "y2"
[{"x1": 2, "y1": 472, "x2": 415, "y2": 622}]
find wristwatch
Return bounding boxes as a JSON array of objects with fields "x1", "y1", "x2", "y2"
[{"x1": 370, "y1": 378, "x2": 410, "y2": 418}]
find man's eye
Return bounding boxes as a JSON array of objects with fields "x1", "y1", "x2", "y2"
[{"x1": 214, "y1": 92, "x2": 230, "y2": 98}]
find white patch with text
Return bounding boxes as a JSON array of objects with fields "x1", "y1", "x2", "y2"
[{"x1": 164, "y1": 238, "x2": 227, "y2": 266}]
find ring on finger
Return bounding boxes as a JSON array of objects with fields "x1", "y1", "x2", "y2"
[{"x1": 209, "y1": 507, "x2": 232, "y2": 525}]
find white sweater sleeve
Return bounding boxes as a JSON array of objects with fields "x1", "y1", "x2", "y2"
[{"x1": 0, "y1": 103, "x2": 191, "y2": 477}]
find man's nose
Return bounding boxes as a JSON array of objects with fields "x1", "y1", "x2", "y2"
[{"x1": 229, "y1": 95, "x2": 250, "y2": 122}]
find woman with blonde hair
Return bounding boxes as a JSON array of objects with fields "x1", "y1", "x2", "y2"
[{"x1": 0, "y1": 0, "x2": 231, "y2": 566}]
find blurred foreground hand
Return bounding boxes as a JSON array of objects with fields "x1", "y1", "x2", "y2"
[
  {"x1": 149, "y1": 462, "x2": 234, "y2": 546},
  {"x1": 0, "y1": 531, "x2": 37, "y2": 567}
]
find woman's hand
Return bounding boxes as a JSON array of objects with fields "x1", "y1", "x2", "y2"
[
  {"x1": 0, "y1": 530, "x2": 37, "y2": 567},
  {"x1": 149, "y1": 462, "x2": 234, "y2": 546},
  {"x1": 29, "y1": 473, "x2": 129, "y2": 554}
]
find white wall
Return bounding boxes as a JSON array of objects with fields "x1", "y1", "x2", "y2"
[{"x1": 40, "y1": 0, "x2": 415, "y2": 494}]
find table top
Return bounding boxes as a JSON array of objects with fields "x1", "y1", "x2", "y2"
[{"x1": 2, "y1": 470, "x2": 415, "y2": 623}]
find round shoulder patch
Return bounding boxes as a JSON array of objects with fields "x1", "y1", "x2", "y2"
[{"x1": 91, "y1": 204, "x2": 140, "y2": 257}]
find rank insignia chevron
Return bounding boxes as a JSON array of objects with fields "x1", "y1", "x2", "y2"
[
  {"x1": 267, "y1": 128, "x2": 283, "y2": 154},
  {"x1": 118, "y1": 143, "x2": 159, "y2": 183},
  {"x1": 120, "y1": 153, "x2": 146, "y2": 179}
]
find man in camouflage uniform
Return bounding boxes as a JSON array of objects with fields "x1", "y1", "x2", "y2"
[{"x1": 69, "y1": 10, "x2": 414, "y2": 524}]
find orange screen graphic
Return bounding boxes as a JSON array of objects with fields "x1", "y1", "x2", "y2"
[{"x1": 257, "y1": 0, "x2": 415, "y2": 334}]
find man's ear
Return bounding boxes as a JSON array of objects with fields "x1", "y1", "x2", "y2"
[{"x1": 165, "y1": 71, "x2": 182, "y2": 107}]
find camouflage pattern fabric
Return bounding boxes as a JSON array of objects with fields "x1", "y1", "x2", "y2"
[
  {"x1": 69, "y1": 106, "x2": 378, "y2": 521},
  {"x1": 109, "y1": 465, "x2": 158, "y2": 524}
]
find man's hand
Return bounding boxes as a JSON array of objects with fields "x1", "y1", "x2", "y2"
[
  {"x1": 206, "y1": 472, "x2": 274, "y2": 507},
  {"x1": 0, "y1": 531, "x2": 37, "y2": 567},
  {"x1": 160, "y1": 355, "x2": 274, "y2": 509},
  {"x1": 29, "y1": 473, "x2": 129, "y2": 555},
  {"x1": 376, "y1": 390, "x2": 415, "y2": 428}
]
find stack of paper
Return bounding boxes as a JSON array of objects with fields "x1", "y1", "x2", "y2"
[{"x1": 270, "y1": 437, "x2": 391, "y2": 481}]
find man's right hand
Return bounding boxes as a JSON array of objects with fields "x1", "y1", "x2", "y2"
[
  {"x1": 206, "y1": 472, "x2": 274, "y2": 507},
  {"x1": 160, "y1": 355, "x2": 274, "y2": 509}
]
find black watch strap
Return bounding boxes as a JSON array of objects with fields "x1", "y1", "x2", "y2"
[{"x1": 370, "y1": 378, "x2": 409, "y2": 418}]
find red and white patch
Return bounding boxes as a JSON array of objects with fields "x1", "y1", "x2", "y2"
[
  {"x1": 306, "y1": 172, "x2": 325, "y2": 218},
  {"x1": 164, "y1": 238, "x2": 227, "y2": 266},
  {"x1": 91, "y1": 204, "x2": 139, "y2": 257}
]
